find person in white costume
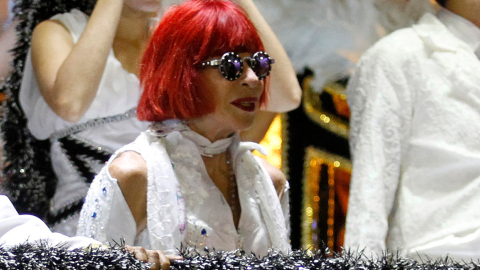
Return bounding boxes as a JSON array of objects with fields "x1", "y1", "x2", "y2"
[
  {"x1": 0, "y1": 195, "x2": 181, "y2": 270},
  {"x1": 16, "y1": 0, "x2": 300, "y2": 236},
  {"x1": 78, "y1": 0, "x2": 291, "y2": 263},
  {"x1": 344, "y1": 0, "x2": 480, "y2": 260}
]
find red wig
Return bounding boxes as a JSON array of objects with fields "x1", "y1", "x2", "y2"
[{"x1": 137, "y1": 0, "x2": 268, "y2": 122}]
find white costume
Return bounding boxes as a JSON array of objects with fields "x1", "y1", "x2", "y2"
[
  {"x1": 19, "y1": 9, "x2": 149, "y2": 236},
  {"x1": 0, "y1": 195, "x2": 98, "y2": 249},
  {"x1": 77, "y1": 120, "x2": 290, "y2": 257},
  {"x1": 345, "y1": 9, "x2": 480, "y2": 260}
]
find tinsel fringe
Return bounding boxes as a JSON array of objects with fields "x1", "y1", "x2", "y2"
[
  {"x1": 2, "y1": 244, "x2": 480, "y2": 270},
  {"x1": 0, "y1": 0, "x2": 95, "y2": 220},
  {"x1": 0, "y1": 242, "x2": 149, "y2": 269},
  {"x1": 170, "y1": 248, "x2": 480, "y2": 270}
]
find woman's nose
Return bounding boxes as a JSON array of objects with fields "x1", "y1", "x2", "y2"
[{"x1": 241, "y1": 65, "x2": 260, "y2": 88}]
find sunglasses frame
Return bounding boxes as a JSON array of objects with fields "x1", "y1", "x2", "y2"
[{"x1": 201, "y1": 51, "x2": 275, "y2": 81}]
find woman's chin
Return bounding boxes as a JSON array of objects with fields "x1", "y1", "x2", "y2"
[{"x1": 125, "y1": 0, "x2": 162, "y2": 13}]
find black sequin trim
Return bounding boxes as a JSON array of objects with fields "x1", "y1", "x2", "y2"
[
  {"x1": 58, "y1": 136, "x2": 111, "y2": 184},
  {"x1": 41, "y1": 135, "x2": 112, "y2": 225},
  {"x1": 46, "y1": 199, "x2": 84, "y2": 226}
]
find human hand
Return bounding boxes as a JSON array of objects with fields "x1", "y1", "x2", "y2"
[{"x1": 125, "y1": 245, "x2": 183, "y2": 270}]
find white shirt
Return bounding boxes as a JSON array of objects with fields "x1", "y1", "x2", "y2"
[{"x1": 344, "y1": 10, "x2": 480, "y2": 260}]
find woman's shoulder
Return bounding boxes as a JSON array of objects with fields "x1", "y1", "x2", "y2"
[
  {"x1": 359, "y1": 25, "x2": 425, "y2": 67},
  {"x1": 109, "y1": 151, "x2": 147, "y2": 183},
  {"x1": 32, "y1": 9, "x2": 88, "y2": 43},
  {"x1": 107, "y1": 133, "x2": 154, "y2": 182}
]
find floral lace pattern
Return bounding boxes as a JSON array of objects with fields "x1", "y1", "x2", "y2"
[{"x1": 345, "y1": 13, "x2": 480, "y2": 257}]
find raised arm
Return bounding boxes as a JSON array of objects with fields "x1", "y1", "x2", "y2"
[
  {"x1": 0, "y1": 19, "x2": 16, "y2": 86},
  {"x1": 234, "y1": 0, "x2": 301, "y2": 113},
  {"x1": 30, "y1": 0, "x2": 124, "y2": 122}
]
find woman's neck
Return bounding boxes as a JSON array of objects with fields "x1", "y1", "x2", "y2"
[{"x1": 187, "y1": 119, "x2": 236, "y2": 143}]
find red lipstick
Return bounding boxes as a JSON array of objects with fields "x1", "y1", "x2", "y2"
[{"x1": 231, "y1": 97, "x2": 258, "y2": 112}]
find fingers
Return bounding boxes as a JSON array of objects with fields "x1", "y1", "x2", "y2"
[
  {"x1": 166, "y1": 254, "x2": 183, "y2": 261},
  {"x1": 146, "y1": 250, "x2": 162, "y2": 270},
  {"x1": 157, "y1": 250, "x2": 170, "y2": 270},
  {"x1": 125, "y1": 245, "x2": 183, "y2": 270},
  {"x1": 151, "y1": 251, "x2": 183, "y2": 270},
  {"x1": 125, "y1": 245, "x2": 148, "y2": 262}
]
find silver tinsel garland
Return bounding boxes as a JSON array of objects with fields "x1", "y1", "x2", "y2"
[
  {"x1": 0, "y1": 242, "x2": 149, "y2": 269},
  {"x1": 3, "y1": 244, "x2": 480, "y2": 270}
]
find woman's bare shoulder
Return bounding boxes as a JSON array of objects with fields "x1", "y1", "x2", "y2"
[{"x1": 109, "y1": 151, "x2": 147, "y2": 183}]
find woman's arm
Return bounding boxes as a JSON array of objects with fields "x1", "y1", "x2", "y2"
[
  {"x1": 30, "y1": 0, "x2": 124, "y2": 122},
  {"x1": 108, "y1": 151, "x2": 148, "y2": 233},
  {"x1": 344, "y1": 43, "x2": 412, "y2": 256},
  {"x1": 234, "y1": 0, "x2": 301, "y2": 113},
  {"x1": 110, "y1": 153, "x2": 182, "y2": 270},
  {"x1": 0, "y1": 19, "x2": 16, "y2": 86}
]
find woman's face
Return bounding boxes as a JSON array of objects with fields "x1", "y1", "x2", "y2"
[
  {"x1": 124, "y1": 0, "x2": 162, "y2": 13},
  {"x1": 197, "y1": 52, "x2": 265, "y2": 138}
]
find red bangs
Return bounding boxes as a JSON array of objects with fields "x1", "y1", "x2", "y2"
[{"x1": 137, "y1": 0, "x2": 268, "y2": 123}]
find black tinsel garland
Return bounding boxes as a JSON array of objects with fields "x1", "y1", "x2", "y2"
[
  {"x1": 3, "y1": 244, "x2": 479, "y2": 270},
  {"x1": 0, "y1": 0, "x2": 96, "y2": 219},
  {"x1": 0, "y1": 242, "x2": 149, "y2": 269},
  {"x1": 171, "y1": 248, "x2": 480, "y2": 270}
]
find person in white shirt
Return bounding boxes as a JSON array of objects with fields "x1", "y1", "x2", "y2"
[{"x1": 344, "y1": 0, "x2": 480, "y2": 260}]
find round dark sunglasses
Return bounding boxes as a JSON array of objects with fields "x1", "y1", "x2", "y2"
[{"x1": 201, "y1": 51, "x2": 275, "y2": 81}]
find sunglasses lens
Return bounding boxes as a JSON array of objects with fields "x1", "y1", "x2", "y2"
[
  {"x1": 253, "y1": 52, "x2": 271, "y2": 79},
  {"x1": 221, "y1": 53, "x2": 242, "y2": 81}
]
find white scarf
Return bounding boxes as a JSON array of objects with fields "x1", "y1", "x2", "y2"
[{"x1": 143, "y1": 120, "x2": 290, "y2": 254}]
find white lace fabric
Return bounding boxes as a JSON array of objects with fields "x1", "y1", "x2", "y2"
[
  {"x1": 345, "y1": 12, "x2": 480, "y2": 259},
  {"x1": 77, "y1": 121, "x2": 290, "y2": 257}
]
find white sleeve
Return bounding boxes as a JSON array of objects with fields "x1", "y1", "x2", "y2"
[
  {"x1": 343, "y1": 42, "x2": 414, "y2": 256},
  {"x1": 0, "y1": 195, "x2": 99, "y2": 249}
]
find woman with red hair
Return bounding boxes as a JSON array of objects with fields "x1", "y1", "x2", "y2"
[
  {"x1": 77, "y1": 0, "x2": 292, "y2": 266},
  {"x1": 11, "y1": 0, "x2": 299, "y2": 241}
]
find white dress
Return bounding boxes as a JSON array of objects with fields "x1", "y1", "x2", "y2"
[
  {"x1": 344, "y1": 9, "x2": 480, "y2": 260},
  {"x1": 77, "y1": 120, "x2": 291, "y2": 257},
  {"x1": 0, "y1": 195, "x2": 98, "y2": 249},
  {"x1": 19, "y1": 9, "x2": 149, "y2": 236}
]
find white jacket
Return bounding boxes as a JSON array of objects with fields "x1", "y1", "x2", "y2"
[{"x1": 345, "y1": 10, "x2": 480, "y2": 259}]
